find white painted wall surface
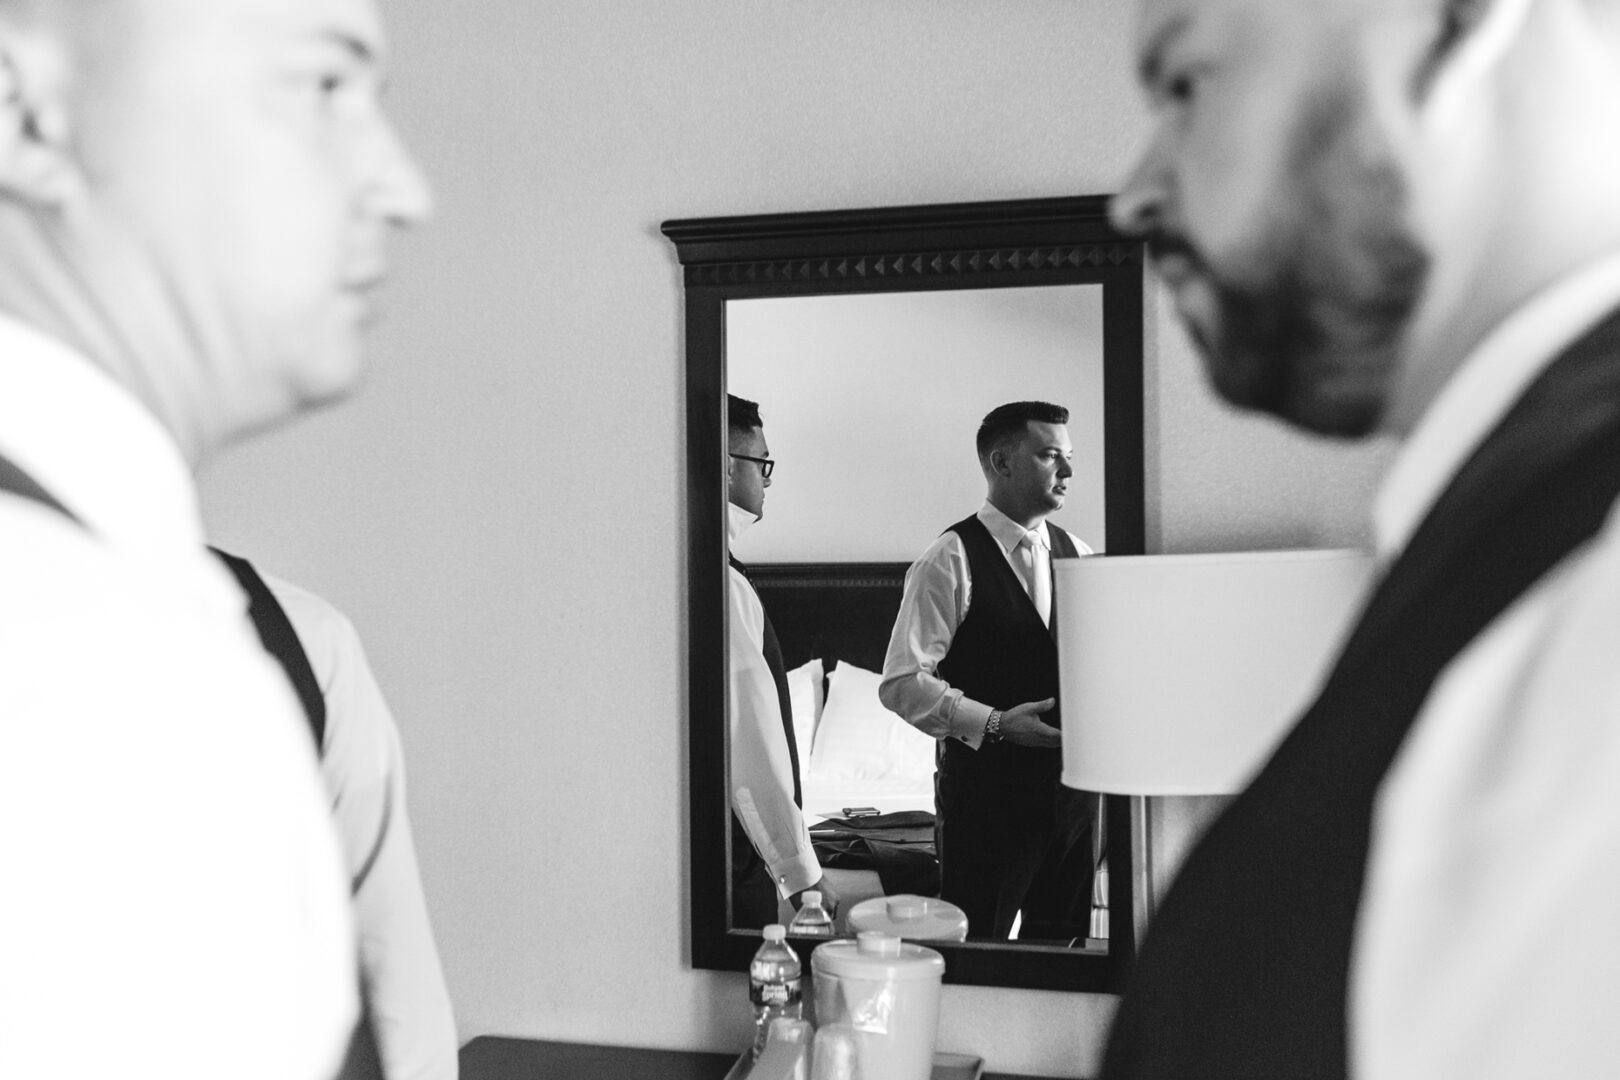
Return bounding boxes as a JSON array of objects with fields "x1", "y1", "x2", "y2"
[{"x1": 198, "y1": 2, "x2": 1395, "y2": 1075}]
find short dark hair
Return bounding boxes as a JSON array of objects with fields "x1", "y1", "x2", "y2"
[
  {"x1": 728, "y1": 393, "x2": 763, "y2": 435},
  {"x1": 976, "y1": 401, "x2": 1069, "y2": 459}
]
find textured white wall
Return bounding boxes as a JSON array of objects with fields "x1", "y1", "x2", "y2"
[{"x1": 198, "y1": 2, "x2": 1394, "y2": 1076}]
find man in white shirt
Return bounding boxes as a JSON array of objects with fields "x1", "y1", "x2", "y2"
[
  {"x1": 0, "y1": 1, "x2": 429, "y2": 1077},
  {"x1": 1101, "y1": 2, "x2": 1620, "y2": 1079},
  {"x1": 879, "y1": 401, "x2": 1097, "y2": 941},
  {"x1": 213, "y1": 551, "x2": 459, "y2": 1080},
  {"x1": 726, "y1": 394, "x2": 841, "y2": 928}
]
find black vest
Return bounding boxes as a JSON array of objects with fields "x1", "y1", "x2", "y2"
[
  {"x1": 937, "y1": 514, "x2": 1078, "y2": 783},
  {"x1": 1102, "y1": 308, "x2": 1620, "y2": 1080},
  {"x1": 729, "y1": 555, "x2": 802, "y2": 807}
]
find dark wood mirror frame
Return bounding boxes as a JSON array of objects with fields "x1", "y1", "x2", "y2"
[{"x1": 662, "y1": 195, "x2": 1146, "y2": 992}]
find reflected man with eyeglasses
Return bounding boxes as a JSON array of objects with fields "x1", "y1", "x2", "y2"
[{"x1": 725, "y1": 393, "x2": 841, "y2": 928}]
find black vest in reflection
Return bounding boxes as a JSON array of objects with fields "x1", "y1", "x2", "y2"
[
  {"x1": 729, "y1": 555, "x2": 801, "y2": 806},
  {"x1": 1101, "y1": 308, "x2": 1620, "y2": 1080},
  {"x1": 936, "y1": 514, "x2": 1078, "y2": 785}
]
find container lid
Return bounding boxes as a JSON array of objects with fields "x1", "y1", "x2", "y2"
[
  {"x1": 847, "y1": 894, "x2": 969, "y2": 942},
  {"x1": 762, "y1": 924, "x2": 786, "y2": 943},
  {"x1": 811, "y1": 932, "x2": 945, "y2": 981}
]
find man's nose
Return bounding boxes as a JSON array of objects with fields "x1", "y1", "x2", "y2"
[
  {"x1": 366, "y1": 117, "x2": 435, "y2": 227},
  {"x1": 1110, "y1": 137, "x2": 1169, "y2": 238}
]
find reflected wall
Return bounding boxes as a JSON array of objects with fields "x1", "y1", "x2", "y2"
[{"x1": 729, "y1": 286, "x2": 1108, "y2": 563}]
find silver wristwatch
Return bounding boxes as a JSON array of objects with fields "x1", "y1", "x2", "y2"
[{"x1": 984, "y1": 708, "x2": 1004, "y2": 744}]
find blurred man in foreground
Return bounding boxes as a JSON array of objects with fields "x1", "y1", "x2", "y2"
[
  {"x1": 1103, "y1": 1, "x2": 1620, "y2": 1078},
  {"x1": 0, "y1": 0, "x2": 430, "y2": 1076}
]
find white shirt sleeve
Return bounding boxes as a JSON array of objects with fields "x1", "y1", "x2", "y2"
[
  {"x1": 0, "y1": 536, "x2": 357, "y2": 1080},
  {"x1": 877, "y1": 532, "x2": 994, "y2": 748},
  {"x1": 268, "y1": 577, "x2": 460, "y2": 1080},
  {"x1": 727, "y1": 565, "x2": 821, "y2": 898}
]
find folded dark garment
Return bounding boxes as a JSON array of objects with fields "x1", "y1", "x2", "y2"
[
  {"x1": 809, "y1": 810, "x2": 934, "y2": 846},
  {"x1": 813, "y1": 836, "x2": 940, "y2": 897}
]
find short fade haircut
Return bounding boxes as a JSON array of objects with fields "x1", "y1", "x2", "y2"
[
  {"x1": 976, "y1": 400, "x2": 1069, "y2": 460},
  {"x1": 728, "y1": 393, "x2": 763, "y2": 435}
]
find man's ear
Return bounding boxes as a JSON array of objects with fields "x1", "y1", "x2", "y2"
[
  {"x1": 0, "y1": 26, "x2": 81, "y2": 208},
  {"x1": 988, "y1": 446, "x2": 1010, "y2": 478}
]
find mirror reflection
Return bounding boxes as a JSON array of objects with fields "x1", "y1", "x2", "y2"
[{"x1": 725, "y1": 285, "x2": 1112, "y2": 947}]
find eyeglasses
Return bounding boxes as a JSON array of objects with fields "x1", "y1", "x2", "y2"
[{"x1": 729, "y1": 452, "x2": 775, "y2": 480}]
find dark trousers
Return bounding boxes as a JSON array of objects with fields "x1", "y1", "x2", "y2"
[{"x1": 936, "y1": 760, "x2": 1097, "y2": 941}]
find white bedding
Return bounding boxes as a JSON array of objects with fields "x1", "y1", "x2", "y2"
[{"x1": 787, "y1": 658, "x2": 937, "y2": 823}]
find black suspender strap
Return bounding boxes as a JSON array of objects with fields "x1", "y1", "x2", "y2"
[
  {"x1": 0, "y1": 450, "x2": 82, "y2": 526},
  {"x1": 209, "y1": 547, "x2": 327, "y2": 754},
  {"x1": 729, "y1": 554, "x2": 804, "y2": 807},
  {"x1": 208, "y1": 547, "x2": 395, "y2": 898}
]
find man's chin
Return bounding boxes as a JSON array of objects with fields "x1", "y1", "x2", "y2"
[
  {"x1": 293, "y1": 348, "x2": 369, "y2": 410},
  {"x1": 1202, "y1": 341, "x2": 1386, "y2": 438}
]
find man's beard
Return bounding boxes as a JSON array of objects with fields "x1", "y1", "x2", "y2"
[{"x1": 1154, "y1": 84, "x2": 1430, "y2": 438}]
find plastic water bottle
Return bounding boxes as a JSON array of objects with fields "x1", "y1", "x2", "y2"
[
  {"x1": 749, "y1": 925, "x2": 802, "y2": 1059},
  {"x1": 788, "y1": 890, "x2": 835, "y2": 937}
]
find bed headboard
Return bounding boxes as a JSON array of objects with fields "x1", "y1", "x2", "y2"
[{"x1": 745, "y1": 562, "x2": 911, "y2": 674}]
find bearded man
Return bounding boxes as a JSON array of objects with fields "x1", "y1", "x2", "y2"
[{"x1": 1103, "y1": 2, "x2": 1620, "y2": 1078}]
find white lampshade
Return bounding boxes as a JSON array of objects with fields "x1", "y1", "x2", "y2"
[{"x1": 1055, "y1": 549, "x2": 1374, "y2": 796}]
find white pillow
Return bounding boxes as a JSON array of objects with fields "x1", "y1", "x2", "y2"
[
  {"x1": 808, "y1": 660, "x2": 937, "y2": 783},
  {"x1": 785, "y1": 658, "x2": 824, "y2": 765}
]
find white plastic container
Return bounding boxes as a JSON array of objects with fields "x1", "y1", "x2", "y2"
[
  {"x1": 810, "y1": 932, "x2": 945, "y2": 1080},
  {"x1": 846, "y1": 894, "x2": 968, "y2": 942}
]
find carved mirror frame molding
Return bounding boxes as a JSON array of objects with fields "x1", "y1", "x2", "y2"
[{"x1": 663, "y1": 196, "x2": 1145, "y2": 992}]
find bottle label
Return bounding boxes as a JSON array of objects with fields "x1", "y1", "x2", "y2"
[{"x1": 750, "y1": 977, "x2": 801, "y2": 1007}]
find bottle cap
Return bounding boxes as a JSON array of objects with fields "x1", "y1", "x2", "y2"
[
  {"x1": 762, "y1": 924, "x2": 787, "y2": 943},
  {"x1": 801, "y1": 890, "x2": 822, "y2": 906}
]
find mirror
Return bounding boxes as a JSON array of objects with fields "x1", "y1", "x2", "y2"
[{"x1": 663, "y1": 197, "x2": 1145, "y2": 991}]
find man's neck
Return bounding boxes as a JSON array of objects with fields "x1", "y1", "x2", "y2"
[{"x1": 987, "y1": 493, "x2": 1045, "y2": 531}]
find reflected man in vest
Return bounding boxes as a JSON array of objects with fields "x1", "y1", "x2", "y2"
[
  {"x1": 1101, "y1": 2, "x2": 1620, "y2": 1078},
  {"x1": 727, "y1": 393, "x2": 841, "y2": 928},
  {"x1": 880, "y1": 401, "x2": 1096, "y2": 941}
]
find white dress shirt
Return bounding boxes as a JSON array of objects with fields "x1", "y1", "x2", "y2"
[
  {"x1": 878, "y1": 501, "x2": 1092, "y2": 748},
  {"x1": 727, "y1": 503, "x2": 822, "y2": 899},
  {"x1": 1353, "y1": 250, "x2": 1620, "y2": 1080},
  {"x1": 267, "y1": 576, "x2": 459, "y2": 1080},
  {"x1": 0, "y1": 315, "x2": 357, "y2": 1080}
]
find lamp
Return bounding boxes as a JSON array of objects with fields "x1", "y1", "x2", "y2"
[{"x1": 1054, "y1": 548, "x2": 1374, "y2": 942}]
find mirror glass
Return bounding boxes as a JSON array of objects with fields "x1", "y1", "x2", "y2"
[
  {"x1": 729, "y1": 284, "x2": 1115, "y2": 950},
  {"x1": 727, "y1": 285, "x2": 1109, "y2": 563},
  {"x1": 664, "y1": 196, "x2": 1143, "y2": 992}
]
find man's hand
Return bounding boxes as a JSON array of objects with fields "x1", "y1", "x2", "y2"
[
  {"x1": 792, "y1": 876, "x2": 841, "y2": 916},
  {"x1": 998, "y1": 697, "x2": 1062, "y2": 749}
]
